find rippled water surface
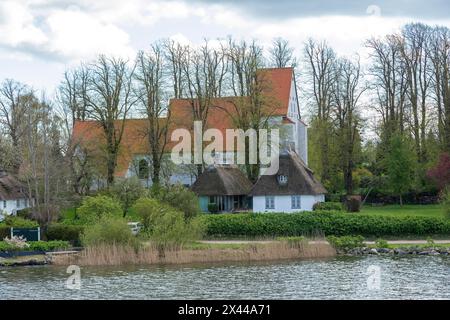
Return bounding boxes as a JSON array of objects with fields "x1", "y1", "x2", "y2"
[{"x1": 1, "y1": 256, "x2": 449, "y2": 299}]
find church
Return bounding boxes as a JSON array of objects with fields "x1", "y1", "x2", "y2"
[{"x1": 72, "y1": 67, "x2": 326, "y2": 212}]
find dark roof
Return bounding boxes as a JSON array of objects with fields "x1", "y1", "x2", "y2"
[
  {"x1": 0, "y1": 170, "x2": 28, "y2": 200},
  {"x1": 249, "y1": 151, "x2": 327, "y2": 196},
  {"x1": 191, "y1": 165, "x2": 253, "y2": 196}
]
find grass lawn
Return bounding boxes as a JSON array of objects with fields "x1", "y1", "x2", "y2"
[{"x1": 359, "y1": 204, "x2": 444, "y2": 218}]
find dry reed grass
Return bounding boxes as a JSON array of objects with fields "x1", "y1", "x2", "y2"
[{"x1": 51, "y1": 240, "x2": 336, "y2": 266}]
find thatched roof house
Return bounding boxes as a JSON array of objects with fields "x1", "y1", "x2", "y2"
[
  {"x1": 191, "y1": 165, "x2": 253, "y2": 212},
  {"x1": 250, "y1": 151, "x2": 326, "y2": 212},
  {"x1": 0, "y1": 169, "x2": 32, "y2": 216}
]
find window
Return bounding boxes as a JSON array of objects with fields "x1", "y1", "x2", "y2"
[
  {"x1": 3, "y1": 201, "x2": 6, "y2": 209},
  {"x1": 138, "y1": 159, "x2": 149, "y2": 179},
  {"x1": 16, "y1": 199, "x2": 20, "y2": 208},
  {"x1": 265, "y1": 196, "x2": 275, "y2": 209},
  {"x1": 277, "y1": 175, "x2": 288, "y2": 185},
  {"x1": 291, "y1": 195, "x2": 301, "y2": 209}
]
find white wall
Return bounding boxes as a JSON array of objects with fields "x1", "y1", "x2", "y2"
[
  {"x1": 253, "y1": 194, "x2": 325, "y2": 213},
  {"x1": 0, "y1": 198, "x2": 33, "y2": 218}
]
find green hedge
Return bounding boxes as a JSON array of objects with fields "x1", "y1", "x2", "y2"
[
  {"x1": 313, "y1": 202, "x2": 343, "y2": 211},
  {"x1": 202, "y1": 211, "x2": 450, "y2": 237},
  {"x1": 45, "y1": 224, "x2": 84, "y2": 245},
  {"x1": 0, "y1": 240, "x2": 70, "y2": 252}
]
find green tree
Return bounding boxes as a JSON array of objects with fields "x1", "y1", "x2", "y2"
[
  {"x1": 81, "y1": 216, "x2": 137, "y2": 247},
  {"x1": 77, "y1": 195, "x2": 122, "y2": 222},
  {"x1": 110, "y1": 177, "x2": 145, "y2": 217},
  {"x1": 386, "y1": 134, "x2": 416, "y2": 205}
]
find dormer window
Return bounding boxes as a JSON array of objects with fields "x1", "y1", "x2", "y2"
[{"x1": 277, "y1": 175, "x2": 288, "y2": 185}]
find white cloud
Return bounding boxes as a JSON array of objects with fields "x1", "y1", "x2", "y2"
[
  {"x1": 0, "y1": 1, "x2": 47, "y2": 47},
  {"x1": 45, "y1": 8, "x2": 134, "y2": 60}
]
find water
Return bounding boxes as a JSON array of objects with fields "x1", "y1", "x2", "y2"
[{"x1": 0, "y1": 256, "x2": 449, "y2": 299}]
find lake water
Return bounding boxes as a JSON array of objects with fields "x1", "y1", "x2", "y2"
[{"x1": 1, "y1": 256, "x2": 449, "y2": 299}]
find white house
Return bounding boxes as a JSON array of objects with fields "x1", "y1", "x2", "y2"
[
  {"x1": 0, "y1": 169, "x2": 33, "y2": 220},
  {"x1": 250, "y1": 151, "x2": 326, "y2": 213}
]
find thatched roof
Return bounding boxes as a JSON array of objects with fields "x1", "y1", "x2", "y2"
[
  {"x1": 0, "y1": 169, "x2": 28, "y2": 200},
  {"x1": 191, "y1": 165, "x2": 253, "y2": 196},
  {"x1": 249, "y1": 151, "x2": 327, "y2": 196}
]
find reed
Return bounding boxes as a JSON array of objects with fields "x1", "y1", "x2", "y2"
[{"x1": 51, "y1": 240, "x2": 336, "y2": 266}]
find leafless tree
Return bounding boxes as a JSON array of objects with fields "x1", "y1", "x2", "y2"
[
  {"x1": 81, "y1": 55, "x2": 136, "y2": 186},
  {"x1": 398, "y1": 23, "x2": 433, "y2": 163},
  {"x1": 0, "y1": 80, "x2": 31, "y2": 173},
  {"x1": 332, "y1": 57, "x2": 366, "y2": 194},
  {"x1": 303, "y1": 38, "x2": 336, "y2": 182},
  {"x1": 134, "y1": 44, "x2": 171, "y2": 187},
  {"x1": 269, "y1": 37, "x2": 297, "y2": 68}
]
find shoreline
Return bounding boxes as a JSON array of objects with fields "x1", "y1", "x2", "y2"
[{"x1": 2, "y1": 240, "x2": 450, "y2": 267}]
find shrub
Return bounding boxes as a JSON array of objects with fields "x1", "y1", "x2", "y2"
[
  {"x1": 45, "y1": 224, "x2": 84, "y2": 245},
  {"x1": 3, "y1": 216, "x2": 39, "y2": 228},
  {"x1": 0, "y1": 240, "x2": 70, "y2": 252},
  {"x1": 375, "y1": 239, "x2": 389, "y2": 248},
  {"x1": 77, "y1": 195, "x2": 122, "y2": 223},
  {"x1": 81, "y1": 216, "x2": 138, "y2": 247},
  {"x1": 202, "y1": 211, "x2": 450, "y2": 237},
  {"x1": 16, "y1": 208, "x2": 33, "y2": 219},
  {"x1": 109, "y1": 177, "x2": 145, "y2": 217},
  {"x1": 132, "y1": 197, "x2": 204, "y2": 250},
  {"x1": 132, "y1": 198, "x2": 174, "y2": 230},
  {"x1": 157, "y1": 185, "x2": 201, "y2": 219},
  {"x1": 4, "y1": 235, "x2": 29, "y2": 249},
  {"x1": 327, "y1": 235, "x2": 365, "y2": 250},
  {"x1": 313, "y1": 202, "x2": 343, "y2": 211},
  {"x1": 345, "y1": 196, "x2": 361, "y2": 212},
  {"x1": 208, "y1": 203, "x2": 219, "y2": 214}
]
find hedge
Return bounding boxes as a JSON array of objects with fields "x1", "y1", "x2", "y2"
[
  {"x1": 202, "y1": 211, "x2": 450, "y2": 237},
  {"x1": 0, "y1": 240, "x2": 70, "y2": 252},
  {"x1": 45, "y1": 224, "x2": 84, "y2": 245}
]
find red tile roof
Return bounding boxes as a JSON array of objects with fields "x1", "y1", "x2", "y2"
[{"x1": 72, "y1": 67, "x2": 295, "y2": 177}]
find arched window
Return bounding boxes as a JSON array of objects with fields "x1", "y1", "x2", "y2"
[{"x1": 138, "y1": 159, "x2": 149, "y2": 179}]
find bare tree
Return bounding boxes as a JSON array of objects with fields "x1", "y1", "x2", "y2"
[
  {"x1": 428, "y1": 26, "x2": 450, "y2": 152},
  {"x1": 0, "y1": 80, "x2": 30, "y2": 173},
  {"x1": 303, "y1": 38, "x2": 336, "y2": 182},
  {"x1": 399, "y1": 23, "x2": 433, "y2": 163},
  {"x1": 181, "y1": 40, "x2": 227, "y2": 174},
  {"x1": 269, "y1": 37, "x2": 296, "y2": 68},
  {"x1": 81, "y1": 55, "x2": 136, "y2": 186},
  {"x1": 332, "y1": 57, "x2": 366, "y2": 194},
  {"x1": 164, "y1": 39, "x2": 188, "y2": 99},
  {"x1": 134, "y1": 44, "x2": 171, "y2": 187},
  {"x1": 220, "y1": 39, "x2": 276, "y2": 181},
  {"x1": 366, "y1": 35, "x2": 408, "y2": 137}
]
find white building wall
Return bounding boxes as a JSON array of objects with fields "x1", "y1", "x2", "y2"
[
  {"x1": 252, "y1": 194, "x2": 325, "y2": 213},
  {"x1": 0, "y1": 198, "x2": 33, "y2": 220}
]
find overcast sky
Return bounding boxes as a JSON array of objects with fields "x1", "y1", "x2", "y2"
[{"x1": 1, "y1": 0, "x2": 450, "y2": 94}]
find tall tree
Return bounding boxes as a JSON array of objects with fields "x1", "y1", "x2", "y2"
[
  {"x1": 303, "y1": 39, "x2": 336, "y2": 184},
  {"x1": 81, "y1": 55, "x2": 135, "y2": 186},
  {"x1": 269, "y1": 37, "x2": 296, "y2": 68},
  {"x1": 0, "y1": 79, "x2": 30, "y2": 173},
  {"x1": 333, "y1": 57, "x2": 365, "y2": 194},
  {"x1": 135, "y1": 44, "x2": 171, "y2": 187}
]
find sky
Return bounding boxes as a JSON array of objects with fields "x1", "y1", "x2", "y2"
[{"x1": 1, "y1": 0, "x2": 450, "y2": 95}]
